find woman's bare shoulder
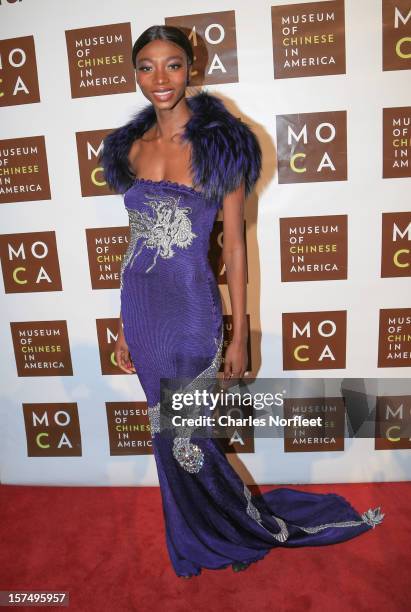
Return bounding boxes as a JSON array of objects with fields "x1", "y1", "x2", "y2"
[
  {"x1": 129, "y1": 137, "x2": 142, "y2": 156},
  {"x1": 128, "y1": 127, "x2": 158, "y2": 174},
  {"x1": 128, "y1": 138, "x2": 142, "y2": 173}
]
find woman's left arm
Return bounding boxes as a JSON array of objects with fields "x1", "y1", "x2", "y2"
[{"x1": 221, "y1": 180, "x2": 248, "y2": 381}]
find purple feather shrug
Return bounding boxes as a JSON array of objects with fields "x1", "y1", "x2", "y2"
[{"x1": 99, "y1": 89, "x2": 262, "y2": 205}]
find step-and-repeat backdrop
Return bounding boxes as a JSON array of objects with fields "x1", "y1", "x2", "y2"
[{"x1": 1, "y1": 0, "x2": 410, "y2": 486}]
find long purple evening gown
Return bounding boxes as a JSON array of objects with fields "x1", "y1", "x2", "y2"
[{"x1": 119, "y1": 176, "x2": 384, "y2": 577}]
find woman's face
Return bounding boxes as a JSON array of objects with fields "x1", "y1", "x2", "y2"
[{"x1": 135, "y1": 39, "x2": 190, "y2": 108}]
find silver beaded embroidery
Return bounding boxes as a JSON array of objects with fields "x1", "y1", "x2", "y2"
[
  {"x1": 244, "y1": 484, "x2": 289, "y2": 542},
  {"x1": 147, "y1": 402, "x2": 160, "y2": 438},
  {"x1": 172, "y1": 438, "x2": 205, "y2": 474},
  {"x1": 296, "y1": 506, "x2": 385, "y2": 533},
  {"x1": 171, "y1": 330, "x2": 223, "y2": 474},
  {"x1": 120, "y1": 192, "x2": 197, "y2": 289},
  {"x1": 361, "y1": 507, "x2": 385, "y2": 528},
  {"x1": 243, "y1": 483, "x2": 384, "y2": 540}
]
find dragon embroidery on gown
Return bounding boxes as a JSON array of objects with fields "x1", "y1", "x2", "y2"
[{"x1": 121, "y1": 192, "x2": 197, "y2": 279}]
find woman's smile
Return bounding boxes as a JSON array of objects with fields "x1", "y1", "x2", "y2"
[{"x1": 152, "y1": 89, "x2": 174, "y2": 102}]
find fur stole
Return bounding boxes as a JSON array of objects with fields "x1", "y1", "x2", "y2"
[{"x1": 99, "y1": 89, "x2": 262, "y2": 204}]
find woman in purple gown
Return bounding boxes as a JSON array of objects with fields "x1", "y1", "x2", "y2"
[{"x1": 100, "y1": 25, "x2": 384, "y2": 578}]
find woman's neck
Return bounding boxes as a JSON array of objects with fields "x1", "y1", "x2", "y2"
[{"x1": 151, "y1": 95, "x2": 193, "y2": 142}]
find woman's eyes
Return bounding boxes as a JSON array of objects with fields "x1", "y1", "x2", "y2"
[{"x1": 138, "y1": 63, "x2": 182, "y2": 72}]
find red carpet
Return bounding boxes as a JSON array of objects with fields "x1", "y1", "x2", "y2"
[{"x1": 1, "y1": 481, "x2": 408, "y2": 612}]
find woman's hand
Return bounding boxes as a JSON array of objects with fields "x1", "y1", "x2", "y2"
[
  {"x1": 223, "y1": 337, "x2": 249, "y2": 383},
  {"x1": 114, "y1": 333, "x2": 136, "y2": 374}
]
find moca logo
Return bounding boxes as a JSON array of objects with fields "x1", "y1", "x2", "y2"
[
  {"x1": 381, "y1": 212, "x2": 411, "y2": 277},
  {"x1": 282, "y1": 311, "x2": 347, "y2": 370},
  {"x1": 165, "y1": 10, "x2": 239, "y2": 85},
  {"x1": 375, "y1": 395, "x2": 411, "y2": 449},
  {"x1": 0, "y1": 35, "x2": 40, "y2": 107},
  {"x1": 382, "y1": 0, "x2": 411, "y2": 71},
  {"x1": 76, "y1": 129, "x2": 120, "y2": 196},
  {"x1": 23, "y1": 403, "x2": 82, "y2": 456},
  {"x1": 276, "y1": 111, "x2": 347, "y2": 183},
  {"x1": 0, "y1": 231, "x2": 62, "y2": 292}
]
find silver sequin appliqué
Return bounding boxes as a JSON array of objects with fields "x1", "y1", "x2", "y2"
[
  {"x1": 147, "y1": 400, "x2": 205, "y2": 472},
  {"x1": 120, "y1": 192, "x2": 197, "y2": 288}
]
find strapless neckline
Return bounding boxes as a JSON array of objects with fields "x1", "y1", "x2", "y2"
[{"x1": 132, "y1": 176, "x2": 204, "y2": 197}]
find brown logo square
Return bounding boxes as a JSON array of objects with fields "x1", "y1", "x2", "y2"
[
  {"x1": 76, "y1": 129, "x2": 120, "y2": 196},
  {"x1": 282, "y1": 311, "x2": 347, "y2": 370},
  {"x1": 23, "y1": 403, "x2": 81, "y2": 456},
  {"x1": 378, "y1": 308, "x2": 411, "y2": 367},
  {"x1": 85, "y1": 226, "x2": 129, "y2": 289},
  {"x1": 0, "y1": 35, "x2": 40, "y2": 107},
  {"x1": 383, "y1": 107, "x2": 411, "y2": 178},
  {"x1": 280, "y1": 215, "x2": 347, "y2": 281},
  {"x1": 271, "y1": 0, "x2": 346, "y2": 79},
  {"x1": 0, "y1": 231, "x2": 62, "y2": 293},
  {"x1": 382, "y1": 0, "x2": 411, "y2": 71},
  {"x1": 165, "y1": 10, "x2": 238, "y2": 85},
  {"x1": 381, "y1": 211, "x2": 411, "y2": 277},
  {"x1": 0, "y1": 136, "x2": 51, "y2": 204},
  {"x1": 65, "y1": 23, "x2": 136, "y2": 98},
  {"x1": 276, "y1": 111, "x2": 347, "y2": 183},
  {"x1": 106, "y1": 401, "x2": 153, "y2": 455},
  {"x1": 10, "y1": 320, "x2": 73, "y2": 376},
  {"x1": 375, "y1": 395, "x2": 411, "y2": 449},
  {"x1": 284, "y1": 397, "x2": 345, "y2": 451}
]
